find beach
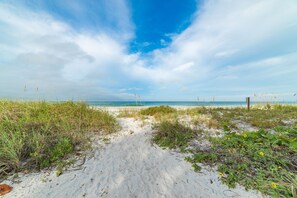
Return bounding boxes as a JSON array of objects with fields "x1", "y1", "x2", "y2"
[
  {"x1": 2, "y1": 106, "x2": 265, "y2": 198},
  {"x1": 1, "y1": 0, "x2": 296, "y2": 196},
  {"x1": 2, "y1": 0, "x2": 297, "y2": 196}
]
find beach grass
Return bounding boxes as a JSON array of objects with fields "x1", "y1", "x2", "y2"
[
  {"x1": 152, "y1": 105, "x2": 297, "y2": 197},
  {"x1": 152, "y1": 121, "x2": 194, "y2": 150},
  {"x1": 139, "y1": 106, "x2": 177, "y2": 116},
  {"x1": 117, "y1": 106, "x2": 178, "y2": 122},
  {"x1": 117, "y1": 109, "x2": 141, "y2": 118},
  {"x1": 190, "y1": 104, "x2": 297, "y2": 130},
  {"x1": 0, "y1": 101, "x2": 118, "y2": 179}
]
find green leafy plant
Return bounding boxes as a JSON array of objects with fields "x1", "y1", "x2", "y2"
[{"x1": 188, "y1": 127, "x2": 297, "y2": 197}]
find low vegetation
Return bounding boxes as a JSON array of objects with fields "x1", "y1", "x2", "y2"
[
  {"x1": 151, "y1": 105, "x2": 297, "y2": 197},
  {"x1": 187, "y1": 127, "x2": 297, "y2": 197},
  {"x1": 152, "y1": 121, "x2": 194, "y2": 150},
  {"x1": 117, "y1": 109, "x2": 139, "y2": 118},
  {"x1": 0, "y1": 101, "x2": 118, "y2": 179},
  {"x1": 193, "y1": 105, "x2": 297, "y2": 130},
  {"x1": 139, "y1": 106, "x2": 177, "y2": 116}
]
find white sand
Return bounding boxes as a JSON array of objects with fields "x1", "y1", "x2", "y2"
[{"x1": 3, "y1": 110, "x2": 264, "y2": 198}]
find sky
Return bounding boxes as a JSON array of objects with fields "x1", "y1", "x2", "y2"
[{"x1": 0, "y1": 0, "x2": 297, "y2": 101}]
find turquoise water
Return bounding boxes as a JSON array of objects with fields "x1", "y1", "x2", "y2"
[{"x1": 86, "y1": 101, "x2": 296, "y2": 107}]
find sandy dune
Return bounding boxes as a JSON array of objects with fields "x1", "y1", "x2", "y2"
[{"x1": 3, "y1": 117, "x2": 263, "y2": 198}]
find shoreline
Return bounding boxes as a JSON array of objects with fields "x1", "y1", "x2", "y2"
[
  {"x1": 91, "y1": 103, "x2": 297, "y2": 112},
  {"x1": 86, "y1": 101, "x2": 297, "y2": 107},
  {"x1": 92, "y1": 105, "x2": 246, "y2": 109}
]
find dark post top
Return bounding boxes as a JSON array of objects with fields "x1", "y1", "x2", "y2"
[{"x1": 246, "y1": 97, "x2": 250, "y2": 111}]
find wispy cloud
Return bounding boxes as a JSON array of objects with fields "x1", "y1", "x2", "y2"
[
  {"x1": 129, "y1": 0, "x2": 297, "y2": 100},
  {"x1": 0, "y1": 2, "x2": 137, "y2": 100},
  {"x1": 0, "y1": 0, "x2": 297, "y2": 101}
]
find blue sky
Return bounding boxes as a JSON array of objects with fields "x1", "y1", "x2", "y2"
[{"x1": 0, "y1": 0, "x2": 297, "y2": 101}]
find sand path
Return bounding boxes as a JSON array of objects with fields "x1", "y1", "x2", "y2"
[{"x1": 3, "y1": 118, "x2": 263, "y2": 198}]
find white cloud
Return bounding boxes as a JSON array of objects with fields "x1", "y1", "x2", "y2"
[
  {"x1": 0, "y1": 2, "x2": 137, "y2": 100},
  {"x1": 1, "y1": 0, "x2": 297, "y2": 101},
  {"x1": 214, "y1": 49, "x2": 238, "y2": 58},
  {"x1": 173, "y1": 62, "x2": 194, "y2": 72},
  {"x1": 132, "y1": 0, "x2": 297, "y2": 100}
]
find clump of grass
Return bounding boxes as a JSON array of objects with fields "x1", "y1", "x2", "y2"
[
  {"x1": 0, "y1": 101, "x2": 118, "y2": 179},
  {"x1": 140, "y1": 106, "x2": 177, "y2": 116},
  {"x1": 207, "y1": 119, "x2": 219, "y2": 129},
  {"x1": 152, "y1": 120, "x2": 194, "y2": 150},
  {"x1": 284, "y1": 174, "x2": 297, "y2": 198},
  {"x1": 117, "y1": 109, "x2": 139, "y2": 118}
]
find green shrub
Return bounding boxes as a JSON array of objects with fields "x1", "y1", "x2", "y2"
[
  {"x1": 152, "y1": 120, "x2": 194, "y2": 149},
  {"x1": 0, "y1": 101, "x2": 118, "y2": 178},
  {"x1": 140, "y1": 106, "x2": 177, "y2": 116}
]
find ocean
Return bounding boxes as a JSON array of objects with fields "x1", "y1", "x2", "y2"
[{"x1": 86, "y1": 101, "x2": 296, "y2": 107}]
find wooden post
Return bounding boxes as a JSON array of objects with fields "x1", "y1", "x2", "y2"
[{"x1": 246, "y1": 97, "x2": 250, "y2": 111}]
